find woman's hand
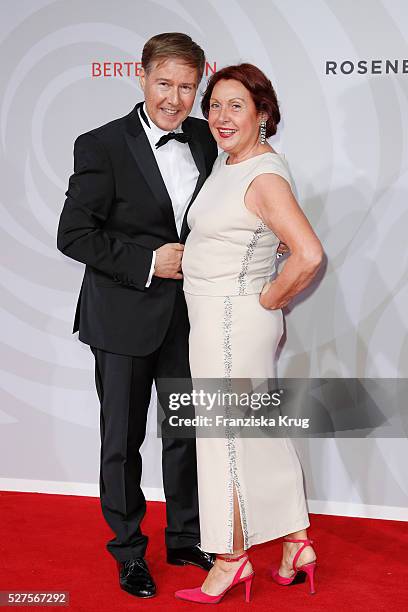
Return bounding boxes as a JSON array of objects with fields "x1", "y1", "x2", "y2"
[{"x1": 259, "y1": 281, "x2": 291, "y2": 310}]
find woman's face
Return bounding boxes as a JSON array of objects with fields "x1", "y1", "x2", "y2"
[{"x1": 208, "y1": 79, "x2": 262, "y2": 154}]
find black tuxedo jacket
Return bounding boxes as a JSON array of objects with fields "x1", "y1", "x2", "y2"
[{"x1": 57, "y1": 102, "x2": 218, "y2": 356}]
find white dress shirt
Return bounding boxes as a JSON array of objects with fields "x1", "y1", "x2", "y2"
[{"x1": 139, "y1": 103, "x2": 199, "y2": 286}]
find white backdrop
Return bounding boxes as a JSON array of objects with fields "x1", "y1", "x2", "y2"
[{"x1": 1, "y1": 0, "x2": 407, "y2": 520}]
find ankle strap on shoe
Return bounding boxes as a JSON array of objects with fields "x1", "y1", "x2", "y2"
[
  {"x1": 283, "y1": 538, "x2": 314, "y2": 572},
  {"x1": 216, "y1": 551, "x2": 248, "y2": 562},
  {"x1": 284, "y1": 538, "x2": 314, "y2": 544}
]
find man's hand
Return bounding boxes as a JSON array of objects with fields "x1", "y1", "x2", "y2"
[
  {"x1": 154, "y1": 243, "x2": 184, "y2": 279},
  {"x1": 277, "y1": 241, "x2": 290, "y2": 256}
]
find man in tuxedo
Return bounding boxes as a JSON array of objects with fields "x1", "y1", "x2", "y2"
[{"x1": 57, "y1": 33, "x2": 218, "y2": 598}]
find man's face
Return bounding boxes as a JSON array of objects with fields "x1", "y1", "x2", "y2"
[{"x1": 140, "y1": 58, "x2": 199, "y2": 131}]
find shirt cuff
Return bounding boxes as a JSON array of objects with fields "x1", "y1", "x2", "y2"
[{"x1": 145, "y1": 251, "x2": 156, "y2": 287}]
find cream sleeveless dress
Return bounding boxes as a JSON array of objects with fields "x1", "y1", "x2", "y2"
[{"x1": 182, "y1": 151, "x2": 310, "y2": 553}]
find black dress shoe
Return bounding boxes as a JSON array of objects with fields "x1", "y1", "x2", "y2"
[
  {"x1": 167, "y1": 543, "x2": 215, "y2": 571},
  {"x1": 118, "y1": 558, "x2": 156, "y2": 598}
]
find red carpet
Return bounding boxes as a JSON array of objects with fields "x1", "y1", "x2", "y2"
[{"x1": 1, "y1": 491, "x2": 407, "y2": 611}]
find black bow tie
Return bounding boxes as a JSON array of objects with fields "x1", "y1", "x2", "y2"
[{"x1": 155, "y1": 132, "x2": 191, "y2": 149}]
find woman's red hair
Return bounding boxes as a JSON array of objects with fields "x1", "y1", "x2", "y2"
[{"x1": 201, "y1": 63, "x2": 281, "y2": 138}]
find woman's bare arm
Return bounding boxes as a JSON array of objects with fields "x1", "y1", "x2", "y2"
[{"x1": 245, "y1": 172, "x2": 323, "y2": 309}]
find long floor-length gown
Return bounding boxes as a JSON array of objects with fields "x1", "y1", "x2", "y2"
[{"x1": 182, "y1": 151, "x2": 310, "y2": 554}]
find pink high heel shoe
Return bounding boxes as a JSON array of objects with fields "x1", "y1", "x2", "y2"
[
  {"x1": 175, "y1": 551, "x2": 255, "y2": 604},
  {"x1": 271, "y1": 537, "x2": 317, "y2": 595}
]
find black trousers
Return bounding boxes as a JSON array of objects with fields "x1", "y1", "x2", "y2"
[{"x1": 91, "y1": 290, "x2": 199, "y2": 561}]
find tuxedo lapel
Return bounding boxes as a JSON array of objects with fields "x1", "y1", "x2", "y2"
[
  {"x1": 125, "y1": 103, "x2": 177, "y2": 234},
  {"x1": 180, "y1": 118, "x2": 207, "y2": 242}
]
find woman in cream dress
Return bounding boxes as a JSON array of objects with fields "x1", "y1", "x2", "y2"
[{"x1": 176, "y1": 64, "x2": 323, "y2": 604}]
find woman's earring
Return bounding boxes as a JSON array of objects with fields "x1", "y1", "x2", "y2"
[{"x1": 259, "y1": 117, "x2": 267, "y2": 145}]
